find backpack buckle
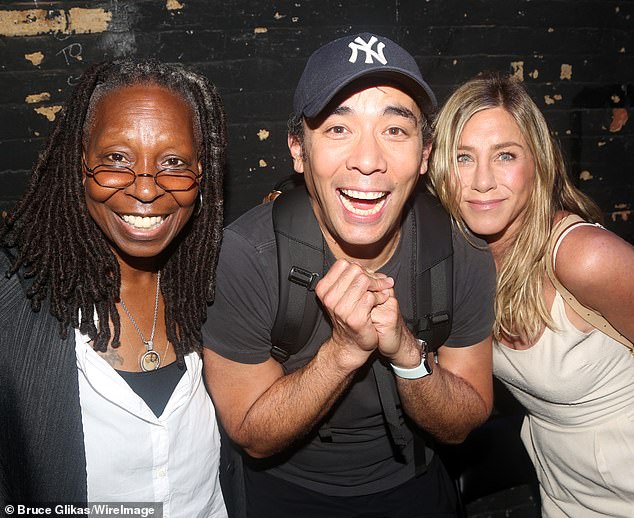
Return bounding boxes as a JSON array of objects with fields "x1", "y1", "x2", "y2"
[
  {"x1": 415, "y1": 312, "x2": 450, "y2": 335},
  {"x1": 288, "y1": 266, "x2": 320, "y2": 291},
  {"x1": 270, "y1": 345, "x2": 291, "y2": 363}
]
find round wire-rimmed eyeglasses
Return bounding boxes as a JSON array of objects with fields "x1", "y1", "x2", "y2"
[{"x1": 83, "y1": 161, "x2": 201, "y2": 192}]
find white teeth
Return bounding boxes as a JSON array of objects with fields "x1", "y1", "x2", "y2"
[
  {"x1": 121, "y1": 214, "x2": 165, "y2": 230},
  {"x1": 340, "y1": 189, "x2": 386, "y2": 200},
  {"x1": 339, "y1": 194, "x2": 387, "y2": 216}
]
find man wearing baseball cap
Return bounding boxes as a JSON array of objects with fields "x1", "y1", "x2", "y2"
[{"x1": 204, "y1": 33, "x2": 496, "y2": 517}]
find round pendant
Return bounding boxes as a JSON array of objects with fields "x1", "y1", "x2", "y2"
[{"x1": 140, "y1": 350, "x2": 161, "y2": 372}]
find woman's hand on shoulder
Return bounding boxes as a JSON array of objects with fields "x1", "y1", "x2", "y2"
[{"x1": 555, "y1": 222, "x2": 634, "y2": 342}]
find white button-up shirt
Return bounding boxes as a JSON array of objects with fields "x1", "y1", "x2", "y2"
[{"x1": 75, "y1": 329, "x2": 227, "y2": 518}]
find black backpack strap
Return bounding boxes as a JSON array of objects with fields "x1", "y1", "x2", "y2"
[
  {"x1": 411, "y1": 190, "x2": 453, "y2": 352},
  {"x1": 270, "y1": 187, "x2": 325, "y2": 363},
  {"x1": 407, "y1": 189, "x2": 454, "y2": 475}
]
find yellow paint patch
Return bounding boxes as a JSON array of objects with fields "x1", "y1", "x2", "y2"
[
  {"x1": 0, "y1": 8, "x2": 111, "y2": 37},
  {"x1": 25, "y1": 92, "x2": 51, "y2": 104},
  {"x1": 579, "y1": 170, "x2": 593, "y2": 181},
  {"x1": 257, "y1": 129, "x2": 270, "y2": 141},
  {"x1": 24, "y1": 51, "x2": 44, "y2": 66},
  {"x1": 544, "y1": 94, "x2": 562, "y2": 105},
  {"x1": 259, "y1": 159, "x2": 268, "y2": 167},
  {"x1": 560, "y1": 64, "x2": 572, "y2": 80},
  {"x1": 528, "y1": 69, "x2": 539, "y2": 79},
  {"x1": 34, "y1": 105, "x2": 62, "y2": 121},
  {"x1": 510, "y1": 61, "x2": 524, "y2": 81},
  {"x1": 609, "y1": 108, "x2": 628, "y2": 133},
  {"x1": 166, "y1": 0, "x2": 185, "y2": 10},
  {"x1": 254, "y1": 27, "x2": 268, "y2": 34},
  {"x1": 68, "y1": 8, "x2": 111, "y2": 34},
  {"x1": 610, "y1": 210, "x2": 631, "y2": 222}
]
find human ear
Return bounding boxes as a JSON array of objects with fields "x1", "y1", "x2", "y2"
[
  {"x1": 419, "y1": 142, "x2": 433, "y2": 176},
  {"x1": 287, "y1": 134, "x2": 304, "y2": 174}
]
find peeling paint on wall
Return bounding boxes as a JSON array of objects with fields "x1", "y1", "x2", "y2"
[
  {"x1": 611, "y1": 95, "x2": 621, "y2": 103},
  {"x1": 25, "y1": 92, "x2": 51, "y2": 104},
  {"x1": 510, "y1": 61, "x2": 524, "y2": 81},
  {"x1": 560, "y1": 64, "x2": 572, "y2": 80},
  {"x1": 528, "y1": 69, "x2": 539, "y2": 79},
  {"x1": 24, "y1": 51, "x2": 44, "y2": 66},
  {"x1": 274, "y1": 12, "x2": 286, "y2": 20},
  {"x1": 0, "y1": 8, "x2": 111, "y2": 37},
  {"x1": 579, "y1": 170, "x2": 593, "y2": 181},
  {"x1": 166, "y1": 0, "x2": 185, "y2": 10},
  {"x1": 611, "y1": 210, "x2": 631, "y2": 222},
  {"x1": 544, "y1": 94, "x2": 562, "y2": 105},
  {"x1": 609, "y1": 108, "x2": 628, "y2": 132},
  {"x1": 257, "y1": 129, "x2": 270, "y2": 141},
  {"x1": 259, "y1": 159, "x2": 267, "y2": 167},
  {"x1": 254, "y1": 27, "x2": 268, "y2": 34},
  {"x1": 34, "y1": 105, "x2": 62, "y2": 121}
]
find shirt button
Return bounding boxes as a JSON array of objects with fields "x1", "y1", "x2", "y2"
[{"x1": 157, "y1": 468, "x2": 167, "y2": 477}]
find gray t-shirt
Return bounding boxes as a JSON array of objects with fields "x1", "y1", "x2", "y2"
[{"x1": 203, "y1": 200, "x2": 496, "y2": 496}]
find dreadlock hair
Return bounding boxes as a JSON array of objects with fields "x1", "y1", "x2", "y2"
[
  {"x1": 0, "y1": 59, "x2": 227, "y2": 360},
  {"x1": 429, "y1": 72, "x2": 602, "y2": 344}
]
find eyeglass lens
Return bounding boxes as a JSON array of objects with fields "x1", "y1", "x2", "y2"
[{"x1": 90, "y1": 166, "x2": 198, "y2": 192}]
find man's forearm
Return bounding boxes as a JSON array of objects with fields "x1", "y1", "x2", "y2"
[
  {"x1": 397, "y1": 366, "x2": 491, "y2": 444},
  {"x1": 235, "y1": 340, "x2": 361, "y2": 458}
]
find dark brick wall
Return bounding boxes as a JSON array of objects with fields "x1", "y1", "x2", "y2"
[{"x1": 0, "y1": 0, "x2": 632, "y2": 242}]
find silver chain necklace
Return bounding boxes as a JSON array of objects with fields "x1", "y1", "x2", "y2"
[{"x1": 119, "y1": 271, "x2": 162, "y2": 372}]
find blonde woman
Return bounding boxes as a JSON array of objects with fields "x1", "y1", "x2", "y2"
[{"x1": 428, "y1": 72, "x2": 634, "y2": 517}]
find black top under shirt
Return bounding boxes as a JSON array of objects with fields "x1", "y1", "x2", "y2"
[
  {"x1": 203, "y1": 199, "x2": 496, "y2": 497},
  {"x1": 117, "y1": 361, "x2": 186, "y2": 417}
]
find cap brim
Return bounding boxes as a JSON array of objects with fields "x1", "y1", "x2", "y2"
[{"x1": 302, "y1": 68, "x2": 437, "y2": 119}]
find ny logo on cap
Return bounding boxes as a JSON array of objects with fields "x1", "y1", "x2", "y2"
[{"x1": 348, "y1": 36, "x2": 387, "y2": 65}]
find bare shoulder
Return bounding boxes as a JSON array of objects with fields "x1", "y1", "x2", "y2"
[{"x1": 554, "y1": 219, "x2": 634, "y2": 313}]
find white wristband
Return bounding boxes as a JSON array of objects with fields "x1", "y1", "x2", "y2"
[{"x1": 390, "y1": 339, "x2": 432, "y2": 380}]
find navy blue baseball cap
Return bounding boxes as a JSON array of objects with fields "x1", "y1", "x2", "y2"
[{"x1": 293, "y1": 32, "x2": 437, "y2": 119}]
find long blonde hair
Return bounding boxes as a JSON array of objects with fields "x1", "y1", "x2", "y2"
[{"x1": 429, "y1": 72, "x2": 602, "y2": 343}]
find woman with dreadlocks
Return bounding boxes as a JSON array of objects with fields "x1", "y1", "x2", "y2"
[{"x1": 0, "y1": 60, "x2": 228, "y2": 516}]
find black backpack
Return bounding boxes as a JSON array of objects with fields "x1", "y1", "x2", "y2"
[
  {"x1": 218, "y1": 184, "x2": 455, "y2": 518},
  {"x1": 269, "y1": 184, "x2": 454, "y2": 363}
]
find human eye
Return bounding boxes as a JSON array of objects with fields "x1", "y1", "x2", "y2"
[
  {"x1": 326, "y1": 125, "x2": 348, "y2": 135},
  {"x1": 497, "y1": 151, "x2": 515, "y2": 161},
  {"x1": 103, "y1": 152, "x2": 128, "y2": 166},
  {"x1": 456, "y1": 153, "x2": 472, "y2": 164},
  {"x1": 163, "y1": 156, "x2": 188, "y2": 169},
  {"x1": 386, "y1": 126, "x2": 407, "y2": 137}
]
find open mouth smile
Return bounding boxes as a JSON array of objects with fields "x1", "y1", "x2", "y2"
[
  {"x1": 338, "y1": 188, "x2": 388, "y2": 216},
  {"x1": 120, "y1": 214, "x2": 166, "y2": 230}
]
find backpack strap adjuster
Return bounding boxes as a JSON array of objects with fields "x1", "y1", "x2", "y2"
[
  {"x1": 289, "y1": 266, "x2": 320, "y2": 291},
  {"x1": 270, "y1": 345, "x2": 292, "y2": 363}
]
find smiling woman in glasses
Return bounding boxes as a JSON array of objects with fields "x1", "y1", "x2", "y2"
[{"x1": 0, "y1": 60, "x2": 228, "y2": 517}]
